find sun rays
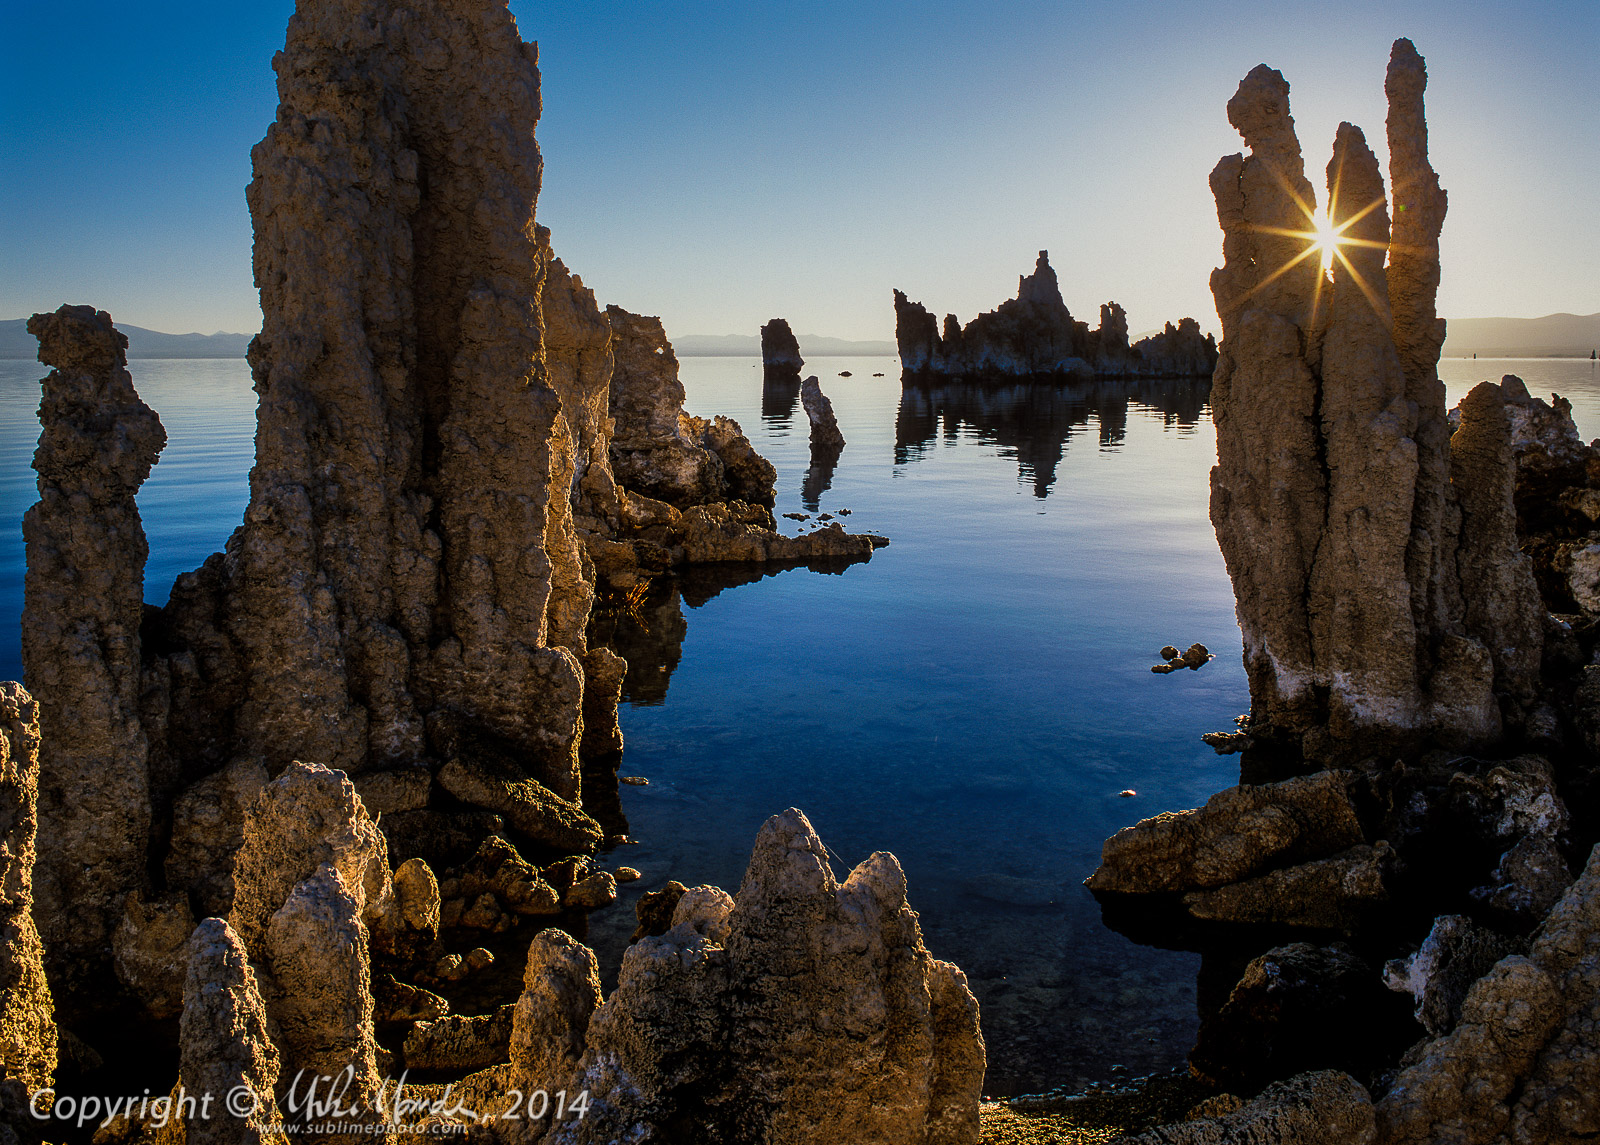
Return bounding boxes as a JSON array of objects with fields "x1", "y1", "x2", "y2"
[{"x1": 1231, "y1": 161, "x2": 1398, "y2": 326}]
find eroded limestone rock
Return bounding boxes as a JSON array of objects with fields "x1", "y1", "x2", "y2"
[
  {"x1": 762, "y1": 319, "x2": 804, "y2": 376},
  {"x1": 436, "y1": 758, "x2": 602, "y2": 852},
  {"x1": 509, "y1": 929, "x2": 601, "y2": 1097},
  {"x1": 227, "y1": 762, "x2": 391, "y2": 958},
  {"x1": 165, "y1": 758, "x2": 269, "y2": 919},
  {"x1": 1191, "y1": 944, "x2": 1414, "y2": 1092},
  {"x1": 1382, "y1": 914, "x2": 1521, "y2": 1037},
  {"x1": 1207, "y1": 40, "x2": 1542, "y2": 763},
  {"x1": 548, "y1": 808, "x2": 984, "y2": 1145},
  {"x1": 402, "y1": 1005, "x2": 514, "y2": 1072},
  {"x1": 22, "y1": 305, "x2": 165, "y2": 1005},
  {"x1": 112, "y1": 893, "x2": 196, "y2": 1020}
]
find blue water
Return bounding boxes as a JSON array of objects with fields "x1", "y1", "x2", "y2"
[{"x1": 2, "y1": 352, "x2": 1595, "y2": 1094}]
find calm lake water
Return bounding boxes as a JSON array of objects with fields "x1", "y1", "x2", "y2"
[{"x1": 0, "y1": 352, "x2": 1595, "y2": 1095}]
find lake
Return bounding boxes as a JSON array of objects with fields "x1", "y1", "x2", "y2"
[{"x1": 1, "y1": 350, "x2": 1595, "y2": 1095}]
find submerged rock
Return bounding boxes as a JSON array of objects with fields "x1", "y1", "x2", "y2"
[{"x1": 1207, "y1": 40, "x2": 1542, "y2": 763}]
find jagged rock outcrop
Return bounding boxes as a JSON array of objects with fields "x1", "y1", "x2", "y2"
[
  {"x1": 1375, "y1": 842, "x2": 1600, "y2": 1144},
  {"x1": 894, "y1": 253, "x2": 1217, "y2": 380},
  {"x1": 607, "y1": 307, "x2": 777, "y2": 510},
  {"x1": 1207, "y1": 40, "x2": 1543, "y2": 764},
  {"x1": 22, "y1": 306, "x2": 165, "y2": 1006},
  {"x1": 547, "y1": 808, "x2": 984, "y2": 1145},
  {"x1": 0, "y1": 684, "x2": 54, "y2": 1095},
  {"x1": 508, "y1": 928, "x2": 601, "y2": 1096},
  {"x1": 801, "y1": 375, "x2": 845, "y2": 450},
  {"x1": 762, "y1": 319, "x2": 804, "y2": 376},
  {"x1": 179, "y1": 919, "x2": 288, "y2": 1145}
]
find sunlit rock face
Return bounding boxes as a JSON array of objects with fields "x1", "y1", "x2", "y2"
[
  {"x1": 0, "y1": 684, "x2": 55, "y2": 1096},
  {"x1": 1208, "y1": 39, "x2": 1542, "y2": 764},
  {"x1": 894, "y1": 251, "x2": 1217, "y2": 380},
  {"x1": 546, "y1": 809, "x2": 986, "y2": 1145}
]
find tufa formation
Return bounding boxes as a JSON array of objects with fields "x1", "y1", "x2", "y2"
[
  {"x1": 894, "y1": 252, "x2": 1218, "y2": 381},
  {"x1": 1207, "y1": 39, "x2": 1542, "y2": 764},
  {"x1": 19, "y1": 0, "x2": 885, "y2": 1062}
]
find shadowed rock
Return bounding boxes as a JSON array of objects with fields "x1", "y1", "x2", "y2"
[
  {"x1": 22, "y1": 305, "x2": 165, "y2": 1007},
  {"x1": 1376, "y1": 843, "x2": 1600, "y2": 1144},
  {"x1": 1207, "y1": 40, "x2": 1541, "y2": 764},
  {"x1": 762, "y1": 318, "x2": 804, "y2": 379}
]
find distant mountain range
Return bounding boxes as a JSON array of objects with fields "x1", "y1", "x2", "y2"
[
  {"x1": 6, "y1": 315, "x2": 1591, "y2": 362},
  {"x1": 1441, "y1": 313, "x2": 1600, "y2": 358},
  {"x1": 0, "y1": 318, "x2": 253, "y2": 359},
  {"x1": 0, "y1": 319, "x2": 893, "y2": 361},
  {"x1": 673, "y1": 333, "x2": 897, "y2": 357}
]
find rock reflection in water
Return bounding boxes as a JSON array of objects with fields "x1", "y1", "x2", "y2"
[
  {"x1": 762, "y1": 374, "x2": 802, "y2": 424},
  {"x1": 588, "y1": 556, "x2": 870, "y2": 706},
  {"x1": 802, "y1": 442, "x2": 843, "y2": 512},
  {"x1": 895, "y1": 376, "x2": 1211, "y2": 497}
]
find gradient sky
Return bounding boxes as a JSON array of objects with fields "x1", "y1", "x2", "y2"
[{"x1": 2, "y1": 1, "x2": 1595, "y2": 343}]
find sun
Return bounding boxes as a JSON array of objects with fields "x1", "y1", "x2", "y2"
[{"x1": 1309, "y1": 205, "x2": 1341, "y2": 273}]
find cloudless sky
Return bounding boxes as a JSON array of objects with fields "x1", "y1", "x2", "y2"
[{"x1": 2, "y1": 0, "x2": 1595, "y2": 342}]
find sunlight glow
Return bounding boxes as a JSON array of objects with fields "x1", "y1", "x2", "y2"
[{"x1": 1310, "y1": 206, "x2": 1340, "y2": 273}]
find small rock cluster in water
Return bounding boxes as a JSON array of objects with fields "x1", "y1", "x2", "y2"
[{"x1": 1150, "y1": 642, "x2": 1212, "y2": 673}]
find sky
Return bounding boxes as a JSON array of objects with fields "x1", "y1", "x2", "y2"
[{"x1": 2, "y1": 1, "x2": 1595, "y2": 343}]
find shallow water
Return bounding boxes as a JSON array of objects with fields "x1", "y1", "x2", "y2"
[{"x1": 1, "y1": 353, "x2": 1596, "y2": 1095}]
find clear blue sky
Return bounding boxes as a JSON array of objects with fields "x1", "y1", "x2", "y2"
[{"x1": 2, "y1": 0, "x2": 1595, "y2": 341}]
